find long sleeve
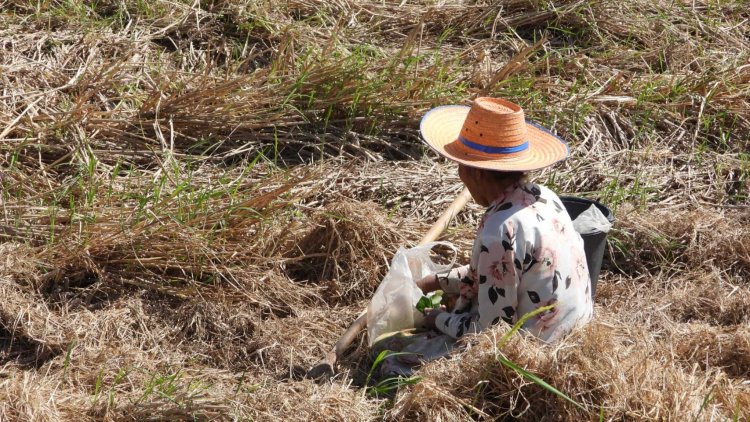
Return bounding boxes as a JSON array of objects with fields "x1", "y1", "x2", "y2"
[
  {"x1": 435, "y1": 220, "x2": 521, "y2": 338},
  {"x1": 435, "y1": 307, "x2": 477, "y2": 338},
  {"x1": 436, "y1": 264, "x2": 471, "y2": 295}
]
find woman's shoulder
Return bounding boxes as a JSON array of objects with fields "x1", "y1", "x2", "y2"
[
  {"x1": 521, "y1": 182, "x2": 559, "y2": 201},
  {"x1": 536, "y1": 183, "x2": 562, "y2": 200},
  {"x1": 536, "y1": 184, "x2": 567, "y2": 210},
  {"x1": 482, "y1": 183, "x2": 567, "y2": 229}
]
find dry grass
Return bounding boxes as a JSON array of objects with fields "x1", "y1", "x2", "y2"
[
  {"x1": 284, "y1": 200, "x2": 410, "y2": 303},
  {"x1": 1, "y1": 0, "x2": 749, "y2": 420}
]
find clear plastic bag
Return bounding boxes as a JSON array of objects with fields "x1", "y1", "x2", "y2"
[
  {"x1": 572, "y1": 204, "x2": 613, "y2": 235},
  {"x1": 366, "y1": 241, "x2": 456, "y2": 346}
]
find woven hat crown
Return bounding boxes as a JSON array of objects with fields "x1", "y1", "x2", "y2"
[
  {"x1": 418, "y1": 96, "x2": 568, "y2": 171},
  {"x1": 459, "y1": 97, "x2": 529, "y2": 156}
]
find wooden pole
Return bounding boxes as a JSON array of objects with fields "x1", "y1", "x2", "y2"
[{"x1": 305, "y1": 187, "x2": 472, "y2": 379}]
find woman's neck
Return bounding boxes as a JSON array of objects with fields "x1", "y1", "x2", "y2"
[{"x1": 483, "y1": 179, "x2": 519, "y2": 207}]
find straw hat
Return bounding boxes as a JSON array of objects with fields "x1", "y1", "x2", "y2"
[{"x1": 419, "y1": 97, "x2": 569, "y2": 171}]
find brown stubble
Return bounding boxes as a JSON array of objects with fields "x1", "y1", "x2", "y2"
[{"x1": 1, "y1": 0, "x2": 749, "y2": 420}]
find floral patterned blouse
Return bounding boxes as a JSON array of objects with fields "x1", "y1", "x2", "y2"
[{"x1": 435, "y1": 182, "x2": 593, "y2": 342}]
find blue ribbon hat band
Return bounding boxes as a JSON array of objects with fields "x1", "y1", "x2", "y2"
[{"x1": 458, "y1": 135, "x2": 529, "y2": 154}]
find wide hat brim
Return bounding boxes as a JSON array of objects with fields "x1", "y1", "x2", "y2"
[{"x1": 419, "y1": 105, "x2": 569, "y2": 172}]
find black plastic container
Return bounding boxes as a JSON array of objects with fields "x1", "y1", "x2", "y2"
[{"x1": 559, "y1": 196, "x2": 615, "y2": 298}]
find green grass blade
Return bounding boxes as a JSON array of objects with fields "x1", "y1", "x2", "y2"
[
  {"x1": 497, "y1": 304, "x2": 556, "y2": 349},
  {"x1": 692, "y1": 384, "x2": 715, "y2": 422},
  {"x1": 369, "y1": 375, "x2": 423, "y2": 396},
  {"x1": 365, "y1": 350, "x2": 420, "y2": 389},
  {"x1": 497, "y1": 354, "x2": 586, "y2": 411},
  {"x1": 62, "y1": 338, "x2": 76, "y2": 378},
  {"x1": 495, "y1": 304, "x2": 587, "y2": 413}
]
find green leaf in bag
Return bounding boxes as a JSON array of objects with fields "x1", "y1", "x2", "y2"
[
  {"x1": 415, "y1": 296, "x2": 433, "y2": 314},
  {"x1": 430, "y1": 290, "x2": 443, "y2": 308}
]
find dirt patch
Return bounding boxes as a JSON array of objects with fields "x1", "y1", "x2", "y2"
[
  {"x1": 0, "y1": 274, "x2": 66, "y2": 369},
  {"x1": 0, "y1": 323, "x2": 62, "y2": 369}
]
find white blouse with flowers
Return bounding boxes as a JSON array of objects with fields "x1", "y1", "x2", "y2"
[{"x1": 435, "y1": 182, "x2": 593, "y2": 342}]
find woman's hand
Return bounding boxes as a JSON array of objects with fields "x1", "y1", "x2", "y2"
[
  {"x1": 422, "y1": 307, "x2": 444, "y2": 330},
  {"x1": 416, "y1": 273, "x2": 440, "y2": 294}
]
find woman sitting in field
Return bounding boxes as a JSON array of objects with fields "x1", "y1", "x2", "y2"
[{"x1": 416, "y1": 97, "x2": 593, "y2": 342}]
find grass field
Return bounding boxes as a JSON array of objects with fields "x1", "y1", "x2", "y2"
[{"x1": 1, "y1": 0, "x2": 749, "y2": 420}]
